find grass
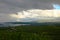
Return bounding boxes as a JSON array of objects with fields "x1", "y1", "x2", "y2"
[{"x1": 0, "y1": 25, "x2": 60, "y2": 40}]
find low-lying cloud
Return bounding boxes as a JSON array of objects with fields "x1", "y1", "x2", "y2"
[{"x1": 10, "y1": 9, "x2": 60, "y2": 22}]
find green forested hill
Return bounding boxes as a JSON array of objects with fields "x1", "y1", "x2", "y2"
[{"x1": 0, "y1": 25, "x2": 60, "y2": 40}]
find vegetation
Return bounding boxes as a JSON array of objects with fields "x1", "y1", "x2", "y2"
[{"x1": 0, "y1": 25, "x2": 60, "y2": 40}]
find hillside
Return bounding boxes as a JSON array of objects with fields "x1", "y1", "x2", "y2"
[{"x1": 0, "y1": 25, "x2": 60, "y2": 40}]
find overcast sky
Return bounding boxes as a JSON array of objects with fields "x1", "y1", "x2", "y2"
[{"x1": 0, "y1": 0, "x2": 60, "y2": 22}]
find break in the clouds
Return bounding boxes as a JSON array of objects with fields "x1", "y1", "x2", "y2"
[
  {"x1": 0, "y1": 0, "x2": 60, "y2": 22},
  {"x1": 53, "y1": 4, "x2": 60, "y2": 10}
]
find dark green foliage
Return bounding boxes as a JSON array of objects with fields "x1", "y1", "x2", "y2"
[{"x1": 0, "y1": 25, "x2": 60, "y2": 40}]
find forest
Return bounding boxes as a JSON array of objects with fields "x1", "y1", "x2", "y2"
[{"x1": 0, "y1": 25, "x2": 60, "y2": 40}]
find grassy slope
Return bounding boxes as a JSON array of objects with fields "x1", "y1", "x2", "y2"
[{"x1": 0, "y1": 25, "x2": 60, "y2": 40}]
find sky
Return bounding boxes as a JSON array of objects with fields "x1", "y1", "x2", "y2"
[
  {"x1": 0, "y1": 0, "x2": 60, "y2": 22},
  {"x1": 53, "y1": 4, "x2": 60, "y2": 10}
]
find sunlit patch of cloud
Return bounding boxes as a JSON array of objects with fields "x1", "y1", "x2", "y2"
[{"x1": 10, "y1": 9, "x2": 60, "y2": 22}]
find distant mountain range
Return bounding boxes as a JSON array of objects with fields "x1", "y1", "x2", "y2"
[{"x1": 0, "y1": 22, "x2": 60, "y2": 27}]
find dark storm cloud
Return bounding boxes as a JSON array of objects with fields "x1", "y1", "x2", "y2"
[
  {"x1": 3, "y1": 0, "x2": 60, "y2": 9},
  {"x1": 3, "y1": 0, "x2": 53, "y2": 9},
  {"x1": 0, "y1": 0, "x2": 60, "y2": 13}
]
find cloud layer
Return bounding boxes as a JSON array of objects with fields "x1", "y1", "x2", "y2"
[
  {"x1": 0, "y1": 0, "x2": 60, "y2": 22},
  {"x1": 1, "y1": 0, "x2": 53, "y2": 10},
  {"x1": 10, "y1": 9, "x2": 60, "y2": 22}
]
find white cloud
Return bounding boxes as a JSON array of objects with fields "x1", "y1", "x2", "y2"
[
  {"x1": 0, "y1": 9, "x2": 60, "y2": 22},
  {"x1": 10, "y1": 9, "x2": 60, "y2": 22}
]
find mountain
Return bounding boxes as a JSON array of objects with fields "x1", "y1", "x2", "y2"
[{"x1": 0, "y1": 22, "x2": 60, "y2": 27}]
